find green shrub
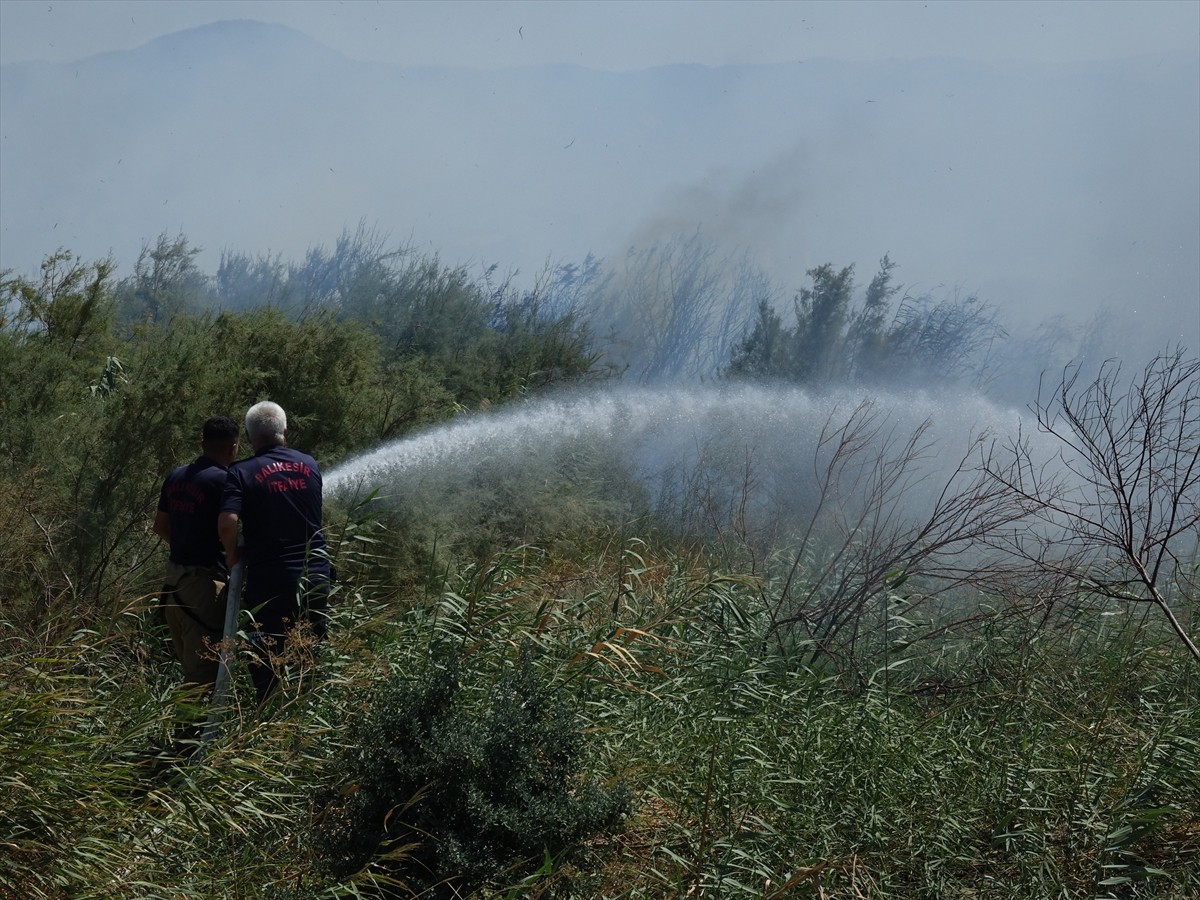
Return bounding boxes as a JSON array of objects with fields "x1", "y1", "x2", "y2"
[{"x1": 312, "y1": 647, "x2": 629, "y2": 897}]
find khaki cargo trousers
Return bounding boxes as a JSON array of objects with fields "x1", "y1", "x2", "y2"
[{"x1": 161, "y1": 562, "x2": 229, "y2": 687}]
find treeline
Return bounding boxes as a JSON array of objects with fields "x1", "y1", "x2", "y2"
[
  {"x1": 107, "y1": 226, "x2": 1030, "y2": 393},
  {"x1": 0, "y1": 225, "x2": 1107, "y2": 626}
]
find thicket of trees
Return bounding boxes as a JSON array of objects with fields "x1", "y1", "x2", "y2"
[
  {"x1": 0, "y1": 233, "x2": 600, "y2": 625},
  {"x1": 727, "y1": 255, "x2": 1006, "y2": 387}
]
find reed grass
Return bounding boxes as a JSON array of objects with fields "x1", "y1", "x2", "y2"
[{"x1": 2, "y1": 538, "x2": 1197, "y2": 898}]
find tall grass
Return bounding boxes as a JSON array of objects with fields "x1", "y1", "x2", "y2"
[{"x1": 3, "y1": 534, "x2": 1197, "y2": 898}]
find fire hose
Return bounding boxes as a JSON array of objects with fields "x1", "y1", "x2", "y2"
[{"x1": 199, "y1": 551, "x2": 244, "y2": 748}]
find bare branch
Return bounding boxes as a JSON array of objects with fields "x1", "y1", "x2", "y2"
[{"x1": 988, "y1": 350, "x2": 1200, "y2": 664}]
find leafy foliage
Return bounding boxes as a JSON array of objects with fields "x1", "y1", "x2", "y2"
[
  {"x1": 313, "y1": 646, "x2": 629, "y2": 896},
  {"x1": 220, "y1": 225, "x2": 603, "y2": 407},
  {"x1": 728, "y1": 254, "x2": 1004, "y2": 388},
  {"x1": 114, "y1": 231, "x2": 213, "y2": 326},
  {"x1": 0, "y1": 236, "x2": 605, "y2": 627}
]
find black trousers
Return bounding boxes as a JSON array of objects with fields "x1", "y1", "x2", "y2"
[{"x1": 243, "y1": 572, "x2": 330, "y2": 702}]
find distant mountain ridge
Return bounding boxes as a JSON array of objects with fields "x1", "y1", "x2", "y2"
[{"x1": 2, "y1": 19, "x2": 1197, "y2": 338}]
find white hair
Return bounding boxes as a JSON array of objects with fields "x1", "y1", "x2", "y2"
[{"x1": 245, "y1": 400, "x2": 287, "y2": 447}]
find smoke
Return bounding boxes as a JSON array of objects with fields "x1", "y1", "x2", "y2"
[
  {"x1": 619, "y1": 147, "x2": 811, "y2": 279},
  {"x1": 3, "y1": 30, "x2": 1195, "y2": 360}
]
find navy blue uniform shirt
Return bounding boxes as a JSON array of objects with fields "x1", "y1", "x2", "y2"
[
  {"x1": 221, "y1": 445, "x2": 329, "y2": 580},
  {"x1": 157, "y1": 455, "x2": 229, "y2": 569}
]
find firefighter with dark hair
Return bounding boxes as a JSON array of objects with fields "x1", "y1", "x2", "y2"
[{"x1": 154, "y1": 416, "x2": 240, "y2": 689}]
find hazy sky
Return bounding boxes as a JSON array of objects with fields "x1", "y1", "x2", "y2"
[
  {"x1": 3, "y1": 0, "x2": 1198, "y2": 69},
  {"x1": 2, "y1": 0, "x2": 1197, "y2": 355}
]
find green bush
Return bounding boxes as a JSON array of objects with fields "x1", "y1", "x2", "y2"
[{"x1": 312, "y1": 647, "x2": 630, "y2": 897}]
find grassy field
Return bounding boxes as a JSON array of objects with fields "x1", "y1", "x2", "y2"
[{"x1": 4, "y1": 532, "x2": 1197, "y2": 899}]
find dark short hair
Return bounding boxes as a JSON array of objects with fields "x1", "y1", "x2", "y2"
[{"x1": 202, "y1": 416, "x2": 239, "y2": 444}]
